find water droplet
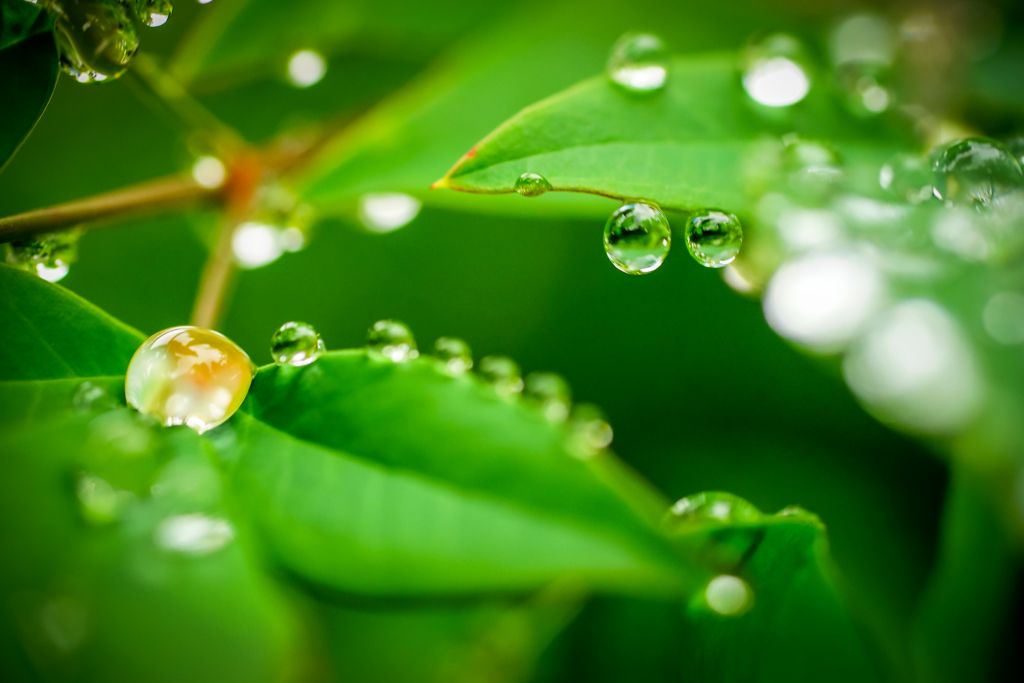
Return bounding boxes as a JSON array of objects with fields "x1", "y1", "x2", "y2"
[
  {"x1": 843, "y1": 299, "x2": 983, "y2": 434},
  {"x1": 983, "y1": 292, "x2": 1024, "y2": 345},
  {"x1": 933, "y1": 137, "x2": 1024, "y2": 209},
  {"x1": 776, "y1": 505, "x2": 820, "y2": 523},
  {"x1": 52, "y1": 0, "x2": 139, "y2": 83},
  {"x1": 705, "y1": 575, "x2": 753, "y2": 616},
  {"x1": 72, "y1": 381, "x2": 117, "y2": 412},
  {"x1": 134, "y1": 0, "x2": 173, "y2": 27},
  {"x1": 124, "y1": 326, "x2": 253, "y2": 433},
  {"x1": 879, "y1": 154, "x2": 938, "y2": 204},
  {"x1": 684, "y1": 210, "x2": 743, "y2": 268},
  {"x1": 524, "y1": 372, "x2": 571, "y2": 423},
  {"x1": 191, "y1": 155, "x2": 226, "y2": 189},
  {"x1": 783, "y1": 137, "x2": 844, "y2": 201},
  {"x1": 359, "y1": 193, "x2": 421, "y2": 233},
  {"x1": 742, "y1": 34, "x2": 810, "y2": 107},
  {"x1": 270, "y1": 321, "x2": 324, "y2": 367},
  {"x1": 287, "y1": 49, "x2": 326, "y2": 87},
  {"x1": 763, "y1": 250, "x2": 884, "y2": 352},
  {"x1": 670, "y1": 492, "x2": 762, "y2": 524},
  {"x1": 568, "y1": 403, "x2": 613, "y2": 457},
  {"x1": 514, "y1": 172, "x2": 552, "y2": 198},
  {"x1": 477, "y1": 356, "x2": 524, "y2": 398},
  {"x1": 367, "y1": 320, "x2": 418, "y2": 363},
  {"x1": 232, "y1": 221, "x2": 283, "y2": 269},
  {"x1": 434, "y1": 337, "x2": 473, "y2": 375},
  {"x1": 606, "y1": 32, "x2": 668, "y2": 94},
  {"x1": 604, "y1": 203, "x2": 671, "y2": 274},
  {"x1": 155, "y1": 514, "x2": 234, "y2": 555},
  {"x1": 5, "y1": 231, "x2": 79, "y2": 283},
  {"x1": 77, "y1": 472, "x2": 132, "y2": 524}
]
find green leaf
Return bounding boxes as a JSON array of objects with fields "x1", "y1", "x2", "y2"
[
  {"x1": 216, "y1": 354, "x2": 693, "y2": 596},
  {"x1": 0, "y1": 1, "x2": 57, "y2": 173},
  {"x1": 0, "y1": 265, "x2": 143, "y2": 382},
  {"x1": 294, "y1": 0, "x2": 831, "y2": 218},
  {"x1": 435, "y1": 54, "x2": 909, "y2": 213},
  {"x1": 672, "y1": 505, "x2": 885, "y2": 682},
  {"x1": 0, "y1": 411, "x2": 299, "y2": 683}
]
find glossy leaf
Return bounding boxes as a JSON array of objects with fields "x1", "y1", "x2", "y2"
[
  {"x1": 216, "y1": 354, "x2": 692, "y2": 596},
  {"x1": 0, "y1": 266, "x2": 143, "y2": 381},
  {"x1": 294, "y1": 0, "x2": 825, "y2": 218},
  {"x1": 0, "y1": 4, "x2": 58, "y2": 174},
  {"x1": 435, "y1": 54, "x2": 909, "y2": 213}
]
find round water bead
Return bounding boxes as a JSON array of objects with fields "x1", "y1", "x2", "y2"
[
  {"x1": 705, "y1": 575, "x2": 753, "y2": 616},
  {"x1": 124, "y1": 326, "x2": 253, "y2": 433},
  {"x1": 367, "y1": 320, "x2": 418, "y2": 363},
  {"x1": 5, "y1": 230, "x2": 79, "y2": 283},
  {"x1": 270, "y1": 321, "x2": 324, "y2": 367},
  {"x1": 685, "y1": 210, "x2": 743, "y2": 267},
  {"x1": 52, "y1": 0, "x2": 139, "y2": 83},
  {"x1": 783, "y1": 137, "x2": 844, "y2": 200},
  {"x1": 569, "y1": 403, "x2": 613, "y2": 457},
  {"x1": 879, "y1": 153, "x2": 938, "y2": 204},
  {"x1": 434, "y1": 337, "x2": 473, "y2": 375},
  {"x1": 933, "y1": 137, "x2": 1024, "y2": 209},
  {"x1": 742, "y1": 33, "x2": 811, "y2": 108},
  {"x1": 606, "y1": 32, "x2": 668, "y2": 94},
  {"x1": 514, "y1": 172, "x2": 552, "y2": 198},
  {"x1": 669, "y1": 492, "x2": 762, "y2": 524},
  {"x1": 134, "y1": 0, "x2": 172, "y2": 27},
  {"x1": 604, "y1": 203, "x2": 671, "y2": 274},
  {"x1": 477, "y1": 356, "x2": 524, "y2": 398},
  {"x1": 524, "y1": 372, "x2": 572, "y2": 423}
]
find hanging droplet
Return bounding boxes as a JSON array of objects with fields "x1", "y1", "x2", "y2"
[
  {"x1": 124, "y1": 326, "x2": 253, "y2": 433},
  {"x1": 52, "y1": 1, "x2": 139, "y2": 83},
  {"x1": 514, "y1": 172, "x2": 552, "y2": 198},
  {"x1": 5, "y1": 230, "x2": 79, "y2": 283},
  {"x1": 270, "y1": 321, "x2": 324, "y2": 367},
  {"x1": 685, "y1": 210, "x2": 743, "y2": 268},
  {"x1": 367, "y1": 320, "x2": 418, "y2": 363},
  {"x1": 568, "y1": 403, "x2": 613, "y2": 457},
  {"x1": 477, "y1": 356, "x2": 524, "y2": 398},
  {"x1": 134, "y1": 0, "x2": 173, "y2": 27},
  {"x1": 434, "y1": 337, "x2": 473, "y2": 375},
  {"x1": 603, "y1": 203, "x2": 671, "y2": 274},
  {"x1": 606, "y1": 32, "x2": 668, "y2": 94},
  {"x1": 742, "y1": 34, "x2": 811, "y2": 107},
  {"x1": 524, "y1": 372, "x2": 572, "y2": 423},
  {"x1": 932, "y1": 137, "x2": 1024, "y2": 210},
  {"x1": 669, "y1": 492, "x2": 762, "y2": 524},
  {"x1": 705, "y1": 575, "x2": 753, "y2": 616},
  {"x1": 879, "y1": 153, "x2": 939, "y2": 204}
]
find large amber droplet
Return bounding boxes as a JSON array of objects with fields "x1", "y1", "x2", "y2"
[{"x1": 125, "y1": 326, "x2": 253, "y2": 433}]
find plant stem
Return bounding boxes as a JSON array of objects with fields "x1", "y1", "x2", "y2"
[{"x1": 0, "y1": 175, "x2": 221, "y2": 242}]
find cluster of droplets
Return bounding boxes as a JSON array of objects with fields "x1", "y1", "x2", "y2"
[
  {"x1": 27, "y1": 0, "x2": 190, "y2": 84},
  {"x1": 362, "y1": 320, "x2": 614, "y2": 457},
  {"x1": 4, "y1": 230, "x2": 80, "y2": 282}
]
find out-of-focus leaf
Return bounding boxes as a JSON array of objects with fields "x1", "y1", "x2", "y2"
[
  {"x1": 216, "y1": 354, "x2": 692, "y2": 596},
  {"x1": 0, "y1": 266, "x2": 143, "y2": 381},
  {"x1": 171, "y1": 0, "x2": 495, "y2": 86},
  {"x1": 293, "y1": 0, "x2": 826, "y2": 218},
  {"x1": 912, "y1": 464, "x2": 1017, "y2": 683},
  {"x1": 0, "y1": 410, "x2": 299, "y2": 683},
  {"x1": 435, "y1": 54, "x2": 909, "y2": 213},
  {"x1": 671, "y1": 503, "x2": 884, "y2": 682},
  {"x1": 0, "y1": 1, "x2": 57, "y2": 174}
]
